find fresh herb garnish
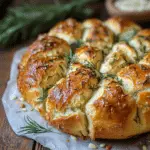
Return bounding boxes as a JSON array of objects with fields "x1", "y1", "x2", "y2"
[
  {"x1": 0, "y1": 0, "x2": 96, "y2": 46},
  {"x1": 37, "y1": 86, "x2": 52, "y2": 102},
  {"x1": 84, "y1": 61, "x2": 95, "y2": 69},
  {"x1": 101, "y1": 73, "x2": 123, "y2": 85},
  {"x1": 140, "y1": 44, "x2": 147, "y2": 53},
  {"x1": 101, "y1": 74, "x2": 116, "y2": 79},
  {"x1": 65, "y1": 48, "x2": 74, "y2": 64},
  {"x1": 19, "y1": 116, "x2": 59, "y2": 134},
  {"x1": 116, "y1": 77, "x2": 123, "y2": 85},
  {"x1": 83, "y1": 61, "x2": 101, "y2": 78},
  {"x1": 138, "y1": 39, "x2": 147, "y2": 54},
  {"x1": 109, "y1": 53, "x2": 118, "y2": 65},
  {"x1": 37, "y1": 88, "x2": 48, "y2": 102}
]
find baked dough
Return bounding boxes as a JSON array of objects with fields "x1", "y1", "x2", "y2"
[
  {"x1": 17, "y1": 17, "x2": 150, "y2": 139},
  {"x1": 48, "y1": 18, "x2": 82, "y2": 45},
  {"x1": 82, "y1": 19, "x2": 114, "y2": 54}
]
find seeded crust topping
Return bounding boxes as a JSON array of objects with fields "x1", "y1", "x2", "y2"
[{"x1": 17, "y1": 17, "x2": 150, "y2": 139}]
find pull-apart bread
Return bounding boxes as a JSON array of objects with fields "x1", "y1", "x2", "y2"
[{"x1": 17, "y1": 17, "x2": 150, "y2": 139}]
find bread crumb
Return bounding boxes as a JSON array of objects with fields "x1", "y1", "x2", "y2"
[
  {"x1": 70, "y1": 135, "x2": 77, "y2": 141},
  {"x1": 20, "y1": 103, "x2": 26, "y2": 108},
  {"x1": 88, "y1": 143, "x2": 97, "y2": 149},
  {"x1": 142, "y1": 145, "x2": 147, "y2": 150},
  {"x1": 100, "y1": 143, "x2": 106, "y2": 148}
]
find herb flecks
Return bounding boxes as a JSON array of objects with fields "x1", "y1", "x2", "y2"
[
  {"x1": 65, "y1": 48, "x2": 74, "y2": 64},
  {"x1": 19, "y1": 116, "x2": 59, "y2": 134},
  {"x1": 37, "y1": 86, "x2": 52, "y2": 102},
  {"x1": 101, "y1": 73, "x2": 123, "y2": 85}
]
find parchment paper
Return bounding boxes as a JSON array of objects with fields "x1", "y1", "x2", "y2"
[{"x1": 2, "y1": 48, "x2": 150, "y2": 150}]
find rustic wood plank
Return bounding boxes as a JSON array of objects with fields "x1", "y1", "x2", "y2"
[
  {"x1": 35, "y1": 143, "x2": 50, "y2": 150},
  {"x1": 0, "y1": 48, "x2": 34, "y2": 150}
]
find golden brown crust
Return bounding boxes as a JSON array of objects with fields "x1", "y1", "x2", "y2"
[
  {"x1": 17, "y1": 57, "x2": 67, "y2": 115},
  {"x1": 74, "y1": 45, "x2": 103, "y2": 70},
  {"x1": 86, "y1": 79, "x2": 137, "y2": 139},
  {"x1": 17, "y1": 36, "x2": 70, "y2": 115},
  {"x1": 46, "y1": 64, "x2": 98, "y2": 110},
  {"x1": 45, "y1": 63, "x2": 99, "y2": 136},
  {"x1": 17, "y1": 17, "x2": 150, "y2": 140},
  {"x1": 117, "y1": 64, "x2": 150, "y2": 94},
  {"x1": 105, "y1": 17, "x2": 141, "y2": 35},
  {"x1": 46, "y1": 112, "x2": 88, "y2": 136},
  {"x1": 136, "y1": 29, "x2": 150, "y2": 37},
  {"x1": 82, "y1": 19, "x2": 114, "y2": 54},
  {"x1": 100, "y1": 42, "x2": 137, "y2": 74},
  {"x1": 130, "y1": 29, "x2": 150, "y2": 58},
  {"x1": 19, "y1": 35, "x2": 70, "y2": 69},
  {"x1": 49, "y1": 18, "x2": 82, "y2": 44},
  {"x1": 136, "y1": 89, "x2": 150, "y2": 130},
  {"x1": 139, "y1": 52, "x2": 150, "y2": 66}
]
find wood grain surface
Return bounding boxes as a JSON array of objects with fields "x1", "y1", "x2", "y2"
[{"x1": 0, "y1": 48, "x2": 34, "y2": 150}]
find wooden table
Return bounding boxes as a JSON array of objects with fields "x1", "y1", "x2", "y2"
[{"x1": 0, "y1": 43, "x2": 51, "y2": 150}]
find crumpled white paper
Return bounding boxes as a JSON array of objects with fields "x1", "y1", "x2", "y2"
[{"x1": 2, "y1": 48, "x2": 150, "y2": 150}]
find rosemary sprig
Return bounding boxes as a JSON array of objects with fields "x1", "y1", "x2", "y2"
[
  {"x1": 37, "y1": 88, "x2": 49, "y2": 102},
  {"x1": 0, "y1": 0, "x2": 96, "y2": 46},
  {"x1": 37, "y1": 85, "x2": 53, "y2": 102},
  {"x1": 101, "y1": 73, "x2": 123, "y2": 85},
  {"x1": 65, "y1": 48, "x2": 74, "y2": 64},
  {"x1": 84, "y1": 61, "x2": 95, "y2": 69},
  {"x1": 19, "y1": 116, "x2": 59, "y2": 134}
]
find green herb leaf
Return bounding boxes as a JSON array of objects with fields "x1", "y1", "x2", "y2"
[
  {"x1": 37, "y1": 88, "x2": 48, "y2": 102},
  {"x1": 37, "y1": 86, "x2": 53, "y2": 102},
  {"x1": 0, "y1": 0, "x2": 96, "y2": 46},
  {"x1": 101, "y1": 73, "x2": 123, "y2": 85},
  {"x1": 19, "y1": 116, "x2": 60, "y2": 134},
  {"x1": 65, "y1": 48, "x2": 74, "y2": 64}
]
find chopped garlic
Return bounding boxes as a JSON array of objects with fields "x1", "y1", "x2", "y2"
[
  {"x1": 142, "y1": 145, "x2": 147, "y2": 150},
  {"x1": 100, "y1": 143, "x2": 106, "y2": 148},
  {"x1": 70, "y1": 135, "x2": 77, "y2": 141},
  {"x1": 88, "y1": 143, "x2": 97, "y2": 149}
]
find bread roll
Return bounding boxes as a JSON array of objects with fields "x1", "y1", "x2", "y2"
[{"x1": 17, "y1": 17, "x2": 150, "y2": 140}]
